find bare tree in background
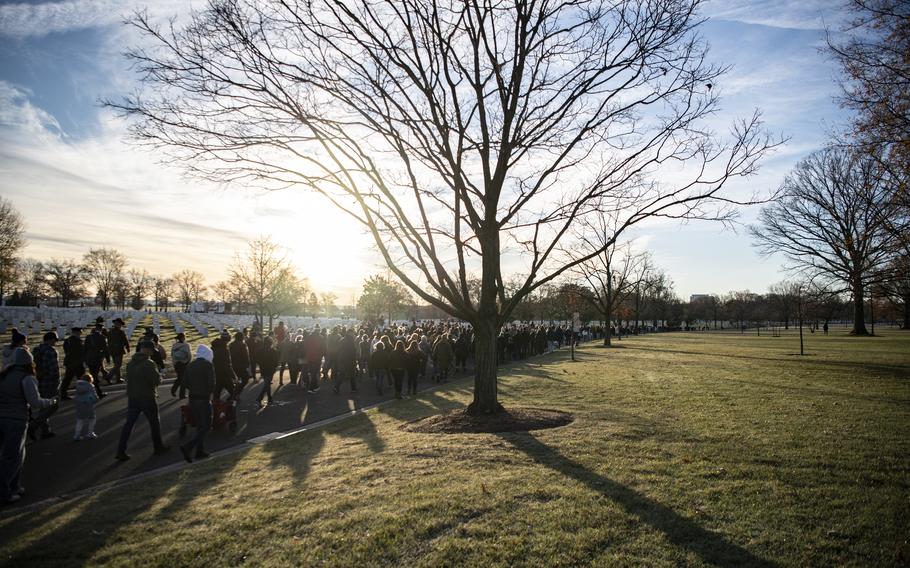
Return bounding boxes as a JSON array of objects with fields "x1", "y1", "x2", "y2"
[
  {"x1": 320, "y1": 292, "x2": 339, "y2": 318},
  {"x1": 228, "y1": 236, "x2": 307, "y2": 328},
  {"x1": 0, "y1": 197, "x2": 26, "y2": 304},
  {"x1": 828, "y1": 1, "x2": 910, "y2": 253},
  {"x1": 569, "y1": 215, "x2": 647, "y2": 346},
  {"x1": 152, "y1": 276, "x2": 175, "y2": 311},
  {"x1": 47, "y1": 260, "x2": 88, "y2": 307},
  {"x1": 750, "y1": 147, "x2": 896, "y2": 335},
  {"x1": 112, "y1": 0, "x2": 777, "y2": 413},
  {"x1": 128, "y1": 268, "x2": 152, "y2": 310},
  {"x1": 83, "y1": 248, "x2": 127, "y2": 310},
  {"x1": 173, "y1": 269, "x2": 207, "y2": 310},
  {"x1": 13, "y1": 259, "x2": 47, "y2": 306}
]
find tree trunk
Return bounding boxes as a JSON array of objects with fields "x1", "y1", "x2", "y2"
[
  {"x1": 468, "y1": 317, "x2": 502, "y2": 415},
  {"x1": 603, "y1": 321, "x2": 612, "y2": 347},
  {"x1": 467, "y1": 227, "x2": 503, "y2": 415},
  {"x1": 850, "y1": 279, "x2": 869, "y2": 335}
]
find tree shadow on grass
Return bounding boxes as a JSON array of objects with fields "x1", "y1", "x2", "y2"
[
  {"x1": 623, "y1": 345, "x2": 910, "y2": 379},
  {"x1": 261, "y1": 429, "x2": 327, "y2": 486},
  {"x1": 0, "y1": 446, "x2": 252, "y2": 567},
  {"x1": 499, "y1": 432, "x2": 779, "y2": 568},
  {"x1": 330, "y1": 412, "x2": 386, "y2": 454}
]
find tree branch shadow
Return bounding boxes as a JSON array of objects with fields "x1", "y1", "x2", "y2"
[{"x1": 499, "y1": 432, "x2": 778, "y2": 567}]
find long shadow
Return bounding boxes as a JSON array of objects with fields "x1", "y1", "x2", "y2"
[
  {"x1": 624, "y1": 345, "x2": 910, "y2": 378},
  {"x1": 332, "y1": 412, "x2": 385, "y2": 454},
  {"x1": 260, "y1": 429, "x2": 327, "y2": 486},
  {"x1": 500, "y1": 432, "x2": 779, "y2": 568}
]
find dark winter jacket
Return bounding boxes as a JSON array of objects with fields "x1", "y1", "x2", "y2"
[
  {"x1": 258, "y1": 346, "x2": 279, "y2": 378},
  {"x1": 63, "y1": 335, "x2": 85, "y2": 368},
  {"x1": 183, "y1": 358, "x2": 216, "y2": 401},
  {"x1": 84, "y1": 331, "x2": 110, "y2": 367},
  {"x1": 125, "y1": 352, "x2": 161, "y2": 401},
  {"x1": 107, "y1": 327, "x2": 130, "y2": 356},
  {"x1": 229, "y1": 338, "x2": 250, "y2": 371},
  {"x1": 31, "y1": 343, "x2": 61, "y2": 398}
]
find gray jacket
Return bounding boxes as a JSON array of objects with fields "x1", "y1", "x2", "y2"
[{"x1": 0, "y1": 367, "x2": 53, "y2": 421}]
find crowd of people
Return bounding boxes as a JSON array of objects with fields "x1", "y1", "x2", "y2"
[{"x1": 0, "y1": 315, "x2": 597, "y2": 504}]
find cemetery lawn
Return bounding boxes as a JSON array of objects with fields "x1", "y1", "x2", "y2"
[{"x1": 1, "y1": 331, "x2": 908, "y2": 567}]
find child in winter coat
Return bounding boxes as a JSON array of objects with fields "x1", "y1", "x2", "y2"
[{"x1": 74, "y1": 374, "x2": 99, "y2": 440}]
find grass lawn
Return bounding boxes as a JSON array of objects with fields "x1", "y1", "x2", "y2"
[{"x1": 1, "y1": 331, "x2": 908, "y2": 566}]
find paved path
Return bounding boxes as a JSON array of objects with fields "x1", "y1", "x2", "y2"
[{"x1": 14, "y1": 368, "x2": 469, "y2": 508}]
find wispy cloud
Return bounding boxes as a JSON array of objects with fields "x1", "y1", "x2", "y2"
[
  {"x1": 702, "y1": 0, "x2": 846, "y2": 31},
  {"x1": 0, "y1": 0, "x2": 194, "y2": 39}
]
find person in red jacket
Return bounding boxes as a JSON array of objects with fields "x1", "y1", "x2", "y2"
[{"x1": 304, "y1": 330, "x2": 325, "y2": 393}]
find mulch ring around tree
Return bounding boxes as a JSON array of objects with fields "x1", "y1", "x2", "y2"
[{"x1": 401, "y1": 407, "x2": 574, "y2": 434}]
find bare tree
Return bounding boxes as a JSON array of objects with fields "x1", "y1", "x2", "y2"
[
  {"x1": 152, "y1": 276, "x2": 175, "y2": 311},
  {"x1": 112, "y1": 276, "x2": 130, "y2": 310},
  {"x1": 0, "y1": 197, "x2": 26, "y2": 303},
  {"x1": 47, "y1": 259, "x2": 88, "y2": 307},
  {"x1": 83, "y1": 248, "x2": 128, "y2": 309},
  {"x1": 212, "y1": 278, "x2": 249, "y2": 312},
  {"x1": 228, "y1": 236, "x2": 306, "y2": 327},
  {"x1": 828, "y1": 1, "x2": 910, "y2": 254},
  {"x1": 173, "y1": 269, "x2": 207, "y2": 310},
  {"x1": 320, "y1": 292, "x2": 338, "y2": 318},
  {"x1": 128, "y1": 268, "x2": 152, "y2": 310},
  {"x1": 750, "y1": 147, "x2": 897, "y2": 335},
  {"x1": 569, "y1": 215, "x2": 647, "y2": 345},
  {"x1": 112, "y1": 0, "x2": 777, "y2": 413},
  {"x1": 13, "y1": 259, "x2": 47, "y2": 306}
]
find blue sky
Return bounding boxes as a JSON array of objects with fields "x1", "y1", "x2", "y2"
[{"x1": 0, "y1": 0, "x2": 850, "y2": 301}]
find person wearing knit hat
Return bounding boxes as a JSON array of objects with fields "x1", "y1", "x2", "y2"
[
  {"x1": 1, "y1": 329, "x2": 27, "y2": 373},
  {"x1": 0, "y1": 348, "x2": 56, "y2": 504},
  {"x1": 179, "y1": 344, "x2": 216, "y2": 463}
]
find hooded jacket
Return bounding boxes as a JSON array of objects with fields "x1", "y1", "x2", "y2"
[{"x1": 184, "y1": 345, "x2": 216, "y2": 400}]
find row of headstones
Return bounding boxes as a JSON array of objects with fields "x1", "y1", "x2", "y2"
[{"x1": 0, "y1": 306, "x2": 146, "y2": 340}]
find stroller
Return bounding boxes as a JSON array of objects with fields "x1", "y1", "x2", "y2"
[{"x1": 179, "y1": 399, "x2": 238, "y2": 437}]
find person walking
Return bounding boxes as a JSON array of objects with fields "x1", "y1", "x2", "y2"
[
  {"x1": 334, "y1": 329, "x2": 358, "y2": 394},
  {"x1": 256, "y1": 337, "x2": 279, "y2": 408},
  {"x1": 115, "y1": 340, "x2": 170, "y2": 461},
  {"x1": 60, "y1": 327, "x2": 85, "y2": 400},
  {"x1": 170, "y1": 332, "x2": 192, "y2": 399},
  {"x1": 211, "y1": 331, "x2": 237, "y2": 402},
  {"x1": 107, "y1": 318, "x2": 130, "y2": 383},
  {"x1": 433, "y1": 334, "x2": 454, "y2": 383},
  {"x1": 358, "y1": 334, "x2": 371, "y2": 380},
  {"x1": 369, "y1": 341, "x2": 388, "y2": 396},
  {"x1": 229, "y1": 331, "x2": 251, "y2": 397},
  {"x1": 30, "y1": 332, "x2": 61, "y2": 439},
  {"x1": 0, "y1": 349, "x2": 56, "y2": 504},
  {"x1": 389, "y1": 341, "x2": 408, "y2": 399},
  {"x1": 73, "y1": 374, "x2": 99, "y2": 441},
  {"x1": 289, "y1": 333, "x2": 306, "y2": 386},
  {"x1": 83, "y1": 324, "x2": 110, "y2": 397},
  {"x1": 304, "y1": 330, "x2": 325, "y2": 393},
  {"x1": 405, "y1": 340, "x2": 421, "y2": 396},
  {"x1": 179, "y1": 345, "x2": 215, "y2": 463},
  {"x1": 278, "y1": 333, "x2": 295, "y2": 386}
]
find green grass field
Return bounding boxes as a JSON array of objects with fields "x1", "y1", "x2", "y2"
[{"x1": 1, "y1": 331, "x2": 908, "y2": 567}]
